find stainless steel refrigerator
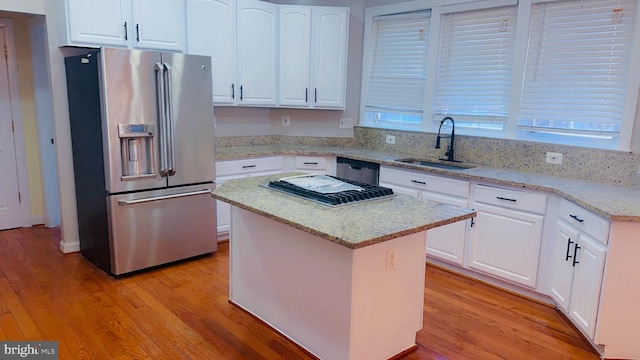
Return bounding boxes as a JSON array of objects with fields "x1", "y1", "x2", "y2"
[{"x1": 65, "y1": 47, "x2": 217, "y2": 275}]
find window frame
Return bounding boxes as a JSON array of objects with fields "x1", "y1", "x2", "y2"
[{"x1": 359, "y1": 0, "x2": 640, "y2": 151}]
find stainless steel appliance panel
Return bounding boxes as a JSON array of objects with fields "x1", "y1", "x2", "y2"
[
  {"x1": 161, "y1": 52, "x2": 215, "y2": 186},
  {"x1": 99, "y1": 48, "x2": 167, "y2": 193},
  {"x1": 108, "y1": 184, "x2": 217, "y2": 275},
  {"x1": 336, "y1": 157, "x2": 380, "y2": 186}
]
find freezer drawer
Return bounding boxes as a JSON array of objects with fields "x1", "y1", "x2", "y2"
[{"x1": 107, "y1": 184, "x2": 217, "y2": 275}]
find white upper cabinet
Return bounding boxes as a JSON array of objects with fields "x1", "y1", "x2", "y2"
[
  {"x1": 236, "y1": 0, "x2": 278, "y2": 106},
  {"x1": 64, "y1": 0, "x2": 186, "y2": 51},
  {"x1": 278, "y1": 6, "x2": 312, "y2": 107},
  {"x1": 130, "y1": 0, "x2": 186, "y2": 52},
  {"x1": 65, "y1": 0, "x2": 131, "y2": 47},
  {"x1": 311, "y1": 7, "x2": 349, "y2": 109},
  {"x1": 278, "y1": 6, "x2": 349, "y2": 109},
  {"x1": 187, "y1": 0, "x2": 237, "y2": 104}
]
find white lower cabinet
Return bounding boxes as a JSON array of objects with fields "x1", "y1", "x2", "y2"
[
  {"x1": 215, "y1": 156, "x2": 283, "y2": 238},
  {"x1": 379, "y1": 166, "x2": 470, "y2": 265},
  {"x1": 467, "y1": 184, "x2": 546, "y2": 288},
  {"x1": 550, "y1": 199, "x2": 608, "y2": 339}
]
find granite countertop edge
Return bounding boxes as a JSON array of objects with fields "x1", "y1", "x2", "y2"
[
  {"x1": 211, "y1": 173, "x2": 476, "y2": 249},
  {"x1": 215, "y1": 145, "x2": 640, "y2": 222}
]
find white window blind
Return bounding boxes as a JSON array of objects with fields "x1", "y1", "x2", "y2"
[
  {"x1": 364, "y1": 11, "x2": 430, "y2": 123},
  {"x1": 519, "y1": 0, "x2": 638, "y2": 146},
  {"x1": 435, "y1": 6, "x2": 518, "y2": 131}
]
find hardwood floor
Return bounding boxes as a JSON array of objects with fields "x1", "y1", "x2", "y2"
[{"x1": 0, "y1": 226, "x2": 599, "y2": 360}]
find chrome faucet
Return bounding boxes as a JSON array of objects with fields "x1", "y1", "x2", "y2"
[{"x1": 435, "y1": 116, "x2": 460, "y2": 163}]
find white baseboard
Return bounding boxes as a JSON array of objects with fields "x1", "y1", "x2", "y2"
[
  {"x1": 59, "y1": 240, "x2": 80, "y2": 254},
  {"x1": 31, "y1": 216, "x2": 44, "y2": 226}
]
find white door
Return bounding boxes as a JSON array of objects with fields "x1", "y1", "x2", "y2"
[
  {"x1": 278, "y1": 5, "x2": 311, "y2": 107},
  {"x1": 66, "y1": 0, "x2": 130, "y2": 47},
  {"x1": 0, "y1": 25, "x2": 22, "y2": 230},
  {"x1": 422, "y1": 192, "x2": 468, "y2": 266},
  {"x1": 549, "y1": 220, "x2": 579, "y2": 313},
  {"x1": 311, "y1": 6, "x2": 348, "y2": 109},
  {"x1": 467, "y1": 202, "x2": 544, "y2": 288},
  {"x1": 131, "y1": 0, "x2": 186, "y2": 51},
  {"x1": 569, "y1": 233, "x2": 606, "y2": 339},
  {"x1": 237, "y1": 0, "x2": 278, "y2": 106},
  {"x1": 187, "y1": 0, "x2": 237, "y2": 104}
]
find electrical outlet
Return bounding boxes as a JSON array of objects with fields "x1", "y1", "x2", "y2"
[
  {"x1": 339, "y1": 118, "x2": 353, "y2": 128},
  {"x1": 546, "y1": 152, "x2": 563, "y2": 164},
  {"x1": 385, "y1": 135, "x2": 396, "y2": 144},
  {"x1": 282, "y1": 116, "x2": 290, "y2": 127},
  {"x1": 386, "y1": 249, "x2": 397, "y2": 271}
]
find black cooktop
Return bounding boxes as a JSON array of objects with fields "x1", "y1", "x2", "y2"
[{"x1": 265, "y1": 175, "x2": 395, "y2": 206}]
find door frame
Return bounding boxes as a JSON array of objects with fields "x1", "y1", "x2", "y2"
[{"x1": 0, "y1": 18, "x2": 32, "y2": 228}]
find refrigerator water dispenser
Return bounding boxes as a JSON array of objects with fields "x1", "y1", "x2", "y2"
[{"x1": 118, "y1": 124, "x2": 155, "y2": 179}]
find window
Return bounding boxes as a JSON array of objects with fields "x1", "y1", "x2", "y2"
[
  {"x1": 518, "y1": 0, "x2": 638, "y2": 148},
  {"x1": 435, "y1": 5, "x2": 518, "y2": 134},
  {"x1": 363, "y1": 11, "x2": 430, "y2": 128},
  {"x1": 360, "y1": 0, "x2": 640, "y2": 150}
]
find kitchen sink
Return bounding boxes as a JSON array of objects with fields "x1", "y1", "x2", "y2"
[{"x1": 395, "y1": 158, "x2": 475, "y2": 170}]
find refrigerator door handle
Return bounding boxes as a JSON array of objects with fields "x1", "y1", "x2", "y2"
[
  {"x1": 163, "y1": 63, "x2": 176, "y2": 176},
  {"x1": 155, "y1": 62, "x2": 169, "y2": 177},
  {"x1": 117, "y1": 189, "x2": 212, "y2": 206}
]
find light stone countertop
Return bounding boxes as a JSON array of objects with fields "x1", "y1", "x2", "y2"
[
  {"x1": 215, "y1": 145, "x2": 640, "y2": 222},
  {"x1": 211, "y1": 173, "x2": 476, "y2": 249}
]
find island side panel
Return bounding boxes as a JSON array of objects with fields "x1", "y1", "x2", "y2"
[
  {"x1": 229, "y1": 206, "x2": 429, "y2": 360},
  {"x1": 350, "y1": 232, "x2": 427, "y2": 359},
  {"x1": 230, "y1": 207, "x2": 353, "y2": 360},
  {"x1": 595, "y1": 221, "x2": 640, "y2": 359}
]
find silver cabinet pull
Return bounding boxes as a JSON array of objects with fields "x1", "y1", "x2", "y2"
[{"x1": 118, "y1": 189, "x2": 211, "y2": 206}]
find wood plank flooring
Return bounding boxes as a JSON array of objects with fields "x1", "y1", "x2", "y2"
[{"x1": 0, "y1": 226, "x2": 600, "y2": 359}]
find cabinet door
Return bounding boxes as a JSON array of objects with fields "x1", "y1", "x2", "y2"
[
  {"x1": 131, "y1": 0, "x2": 186, "y2": 51},
  {"x1": 549, "y1": 220, "x2": 579, "y2": 313},
  {"x1": 467, "y1": 202, "x2": 544, "y2": 288},
  {"x1": 278, "y1": 6, "x2": 312, "y2": 107},
  {"x1": 569, "y1": 234, "x2": 606, "y2": 339},
  {"x1": 187, "y1": 0, "x2": 237, "y2": 104},
  {"x1": 66, "y1": 0, "x2": 131, "y2": 47},
  {"x1": 421, "y1": 192, "x2": 468, "y2": 266},
  {"x1": 311, "y1": 7, "x2": 348, "y2": 109},
  {"x1": 237, "y1": 0, "x2": 278, "y2": 106}
]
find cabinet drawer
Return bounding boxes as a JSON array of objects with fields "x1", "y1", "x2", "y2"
[
  {"x1": 559, "y1": 199, "x2": 610, "y2": 244},
  {"x1": 379, "y1": 166, "x2": 469, "y2": 198},
  {"x1": 473, "y1": 184, "x2": 547, "y2": 214},
  {"x1": 295, "y1": 156, "x2": 327, "y2": 170},
  {"x1": 216, "y1": 156, "x2": 283, "y2": 177}
]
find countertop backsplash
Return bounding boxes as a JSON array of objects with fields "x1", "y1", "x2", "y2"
[
  {"x1": 354, "y1": 127, "x2": 640, "y2": 187},
  {"x1": 214, "y1": 127, "x2": 640, "y2": 187}
]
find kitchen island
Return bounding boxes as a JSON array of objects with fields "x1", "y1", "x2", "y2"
[{"x1": 212, "y1": 173, "x2": 475, "y2": 360}]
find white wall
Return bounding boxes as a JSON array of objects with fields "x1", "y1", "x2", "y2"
[{"x1": 0, "y1": 0, "x2": 82, "y2": 252}]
